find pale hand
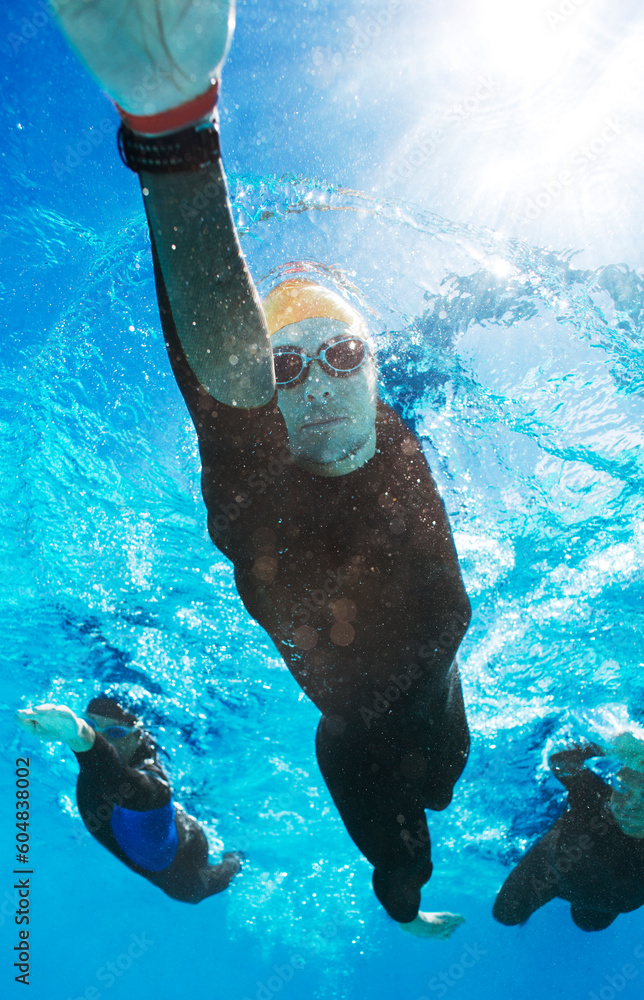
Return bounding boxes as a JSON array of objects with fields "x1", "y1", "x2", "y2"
[
  {"x1": 15, "y1": 704, "x2": 95, "y2": 751},
  {"x1": 399, "y1": 911, "x2": 466, "y2": 940},
  {"x1": 53, "y1": 0, "x2": 236, "y2": 115}
]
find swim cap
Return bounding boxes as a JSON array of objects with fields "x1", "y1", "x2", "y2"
[
  {"x1": 263, "y1": 279, "x2": 366, "y2": 337},
  {"x1": 86, "y1": 696, "x2": 139, "y2": 727}
]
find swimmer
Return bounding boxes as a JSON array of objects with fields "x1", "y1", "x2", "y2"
[
  {"x1": 51, "y1": 0, "x2": 471, "y2": 938},
  {"x1": 493, "y1": 733, "x2": 644, "y2": 931},
  {"x1": 16, "y1": 698, "x2": 241, "y2": 902}
]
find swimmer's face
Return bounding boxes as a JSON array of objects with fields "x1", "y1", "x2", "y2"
[
  {"x1": 273, "y1": 318, "x2": 377, "y2": 477},
  {"x1": 610, "y1": 768, "x2": 644, "y2": 838},
  {"x1": 86, "y1": 713, "x2": 142, "y2": 765}
]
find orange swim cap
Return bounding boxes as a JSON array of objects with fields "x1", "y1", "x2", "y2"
[{"x1": 263, "y1": 278, "x2": 366, "y2": 337}]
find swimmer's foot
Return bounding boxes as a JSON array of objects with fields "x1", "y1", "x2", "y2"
[
  {"x1": 223, "y1": 850, "x2": 243, "y2": 873},
  {"x1": 219, "y1": 851, "x2": 243, "y2": 885},
  {"x1": 398, "y1": 911, "x2": 465, "y2": 940},
  {"x1": 200, "y1": 852, "x2": 243, "y2": 894}
]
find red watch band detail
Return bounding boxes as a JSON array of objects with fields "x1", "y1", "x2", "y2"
[{"x1": 115, "y1": 82, "x2": 219, "y2": 136}]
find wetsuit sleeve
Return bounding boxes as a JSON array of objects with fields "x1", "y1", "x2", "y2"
[
  {"x1": 549, "y1": 743, "x2": 609, "y2": 809},
  {"x1": 74, "y1": 735, "x2": 170, "y2": 811},
  {"x1": 148, "y1": 225, "x2": 289, "y2": 532}
]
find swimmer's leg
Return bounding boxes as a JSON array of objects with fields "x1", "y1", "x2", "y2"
[
  {"x1": 570, "y1": 904, "x2": 618, "y2": 932},
  {"x1": 152, "y1": 812, "x2": 241, "y2": 904},
  {"x1": 316, "y1": 717, "x2": 452, "y2": 932},
  {"x1": 417, "y1": 664, "x2": 470, "y2": 813},
  {"x1": 493, "y1": 829, "x2": 560, "y2": 926},
  {"x1": 161, "y1": 852, "x2": 241, "y2": 904}
]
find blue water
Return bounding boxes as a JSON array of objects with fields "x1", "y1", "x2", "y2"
[{"x1": 1, "y1": 1, "x2": 644, "y2": 998}]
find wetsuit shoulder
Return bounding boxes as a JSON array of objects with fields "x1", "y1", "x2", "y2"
[
  {"x1": 375, "y1": 398, "x2": 423, "y2": 453},
  {"x1": 156, "y1": 314, "x2": 289, "y2": 556},
  {"x1": 75, "y1": 735, "x2": 171, "y2": 812},
  {"x1": 150, "y1": 234, "x2": 287, "y2": 455}
]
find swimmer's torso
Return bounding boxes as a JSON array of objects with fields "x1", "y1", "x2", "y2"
[{"x1": 193, "y1": 390, "x2": 469, "y2": 719}]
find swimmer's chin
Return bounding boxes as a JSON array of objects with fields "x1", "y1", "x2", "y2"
[
  {"x1": 291, "y1": 429, "x2": 376, "y2": 478},
  {"x1": 611, "y1": 810, "x2": 644, "y2": 838}
]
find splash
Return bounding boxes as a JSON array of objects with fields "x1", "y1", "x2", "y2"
[{"x1": 1, "y1": 176, "x2": 643, "y2": 949}]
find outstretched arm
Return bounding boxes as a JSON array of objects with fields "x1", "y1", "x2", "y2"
[
  {"x1": 16, "y1": 703, "x2": 170, "y2": 805},
  {"x1": 15, "y1": 704, "x2": 95, "y2": 752},
  {"x1": 140, "y1": 160, "x2": 275, "y2": 407},
  {"x1": 54, "y1": 0, "x2": 275, "y2": 408},
  {"x1": 548, "y1": 743, "x2": 604, "y2": 792},
  {"x1": 549, "y1": 733, "x2": 644, "y2": 790},
  {"x1": 16, "y1": 704, "x2": 172, "y2": 810}
]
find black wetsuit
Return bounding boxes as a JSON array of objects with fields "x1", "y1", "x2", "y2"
[
  {"x1": 75, "y1": 734, "x2": 235, "y2": 903},
  {"x1": 493, "y1": 746, "x2": 644, "y2": 931},
  {"x1": 148, "y1": 235, "x2": 471, "y2": 922}
]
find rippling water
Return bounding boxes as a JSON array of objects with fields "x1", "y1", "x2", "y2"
[
  {"x1": 1, "y1": 174, "x2": 643, "y2": 997},
  {"x1": 3, "y1": 0, "x2": 644, "y2": 994}
]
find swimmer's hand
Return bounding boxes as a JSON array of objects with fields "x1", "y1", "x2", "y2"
[
  {"x1": 15, "y1": 704, "x2": 95, "y2": 752},
  {"x1": 53, "y1": 0, "x2": 235, "y2": 117},
  {"x1": 398, "y1": 911, "x2": 465, "y2": 940}
]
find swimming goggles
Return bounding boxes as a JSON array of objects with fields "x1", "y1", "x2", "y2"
[
  {"x1": 585, "y1": 756, "x2": 623, "y2": 791},
  {"x1": 86, "y1": 719, "x2": 140, "y2": 740},
  {"x1": 272, "y1": 336, "x2": 371, "y2": 388}
]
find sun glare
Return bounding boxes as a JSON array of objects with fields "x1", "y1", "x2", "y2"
[
  {"x1": 471, "y1": 0, "x2": 590, "y2": 85},
  {"x1": 451, "y1": 0, "x2": 644, "y2": 239}
]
